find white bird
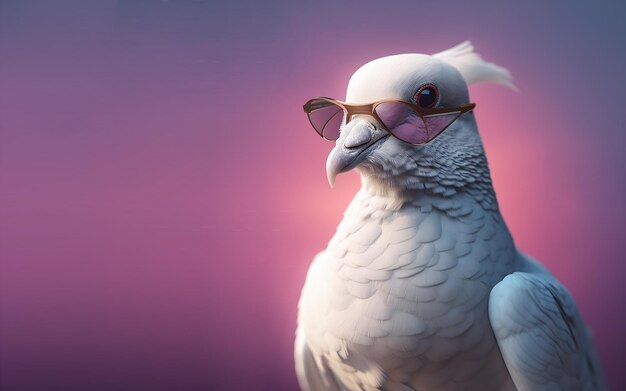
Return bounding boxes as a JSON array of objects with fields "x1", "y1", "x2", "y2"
[{"x1": 295, "y1": 41, "x2": 605, "y2": 391}]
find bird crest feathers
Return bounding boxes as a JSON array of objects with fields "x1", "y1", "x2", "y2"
[{"x1": 434, "y1": 41, "x2": 516, "y2": 90}]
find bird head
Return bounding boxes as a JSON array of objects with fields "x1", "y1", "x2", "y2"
[{"x1": 323, "y1": 41, "x2": 514, "y2": 198}]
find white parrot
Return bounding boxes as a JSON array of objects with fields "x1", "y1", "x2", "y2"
[{"x1": 295, "y1": 41, "x2": 605, "y2": 391}]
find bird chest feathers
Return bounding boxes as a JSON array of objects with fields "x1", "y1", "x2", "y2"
[{"x1": 297, "y1": 190, "x2": 517, "y2": 387}]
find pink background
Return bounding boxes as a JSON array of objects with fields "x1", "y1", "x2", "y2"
[{"x1": 1, "y1": 1, "x2": 625, "y2": 390}]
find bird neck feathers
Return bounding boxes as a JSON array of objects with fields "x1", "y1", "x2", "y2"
[{"x1": 357, "y1": 141, "x2": 499, "y2": 212}]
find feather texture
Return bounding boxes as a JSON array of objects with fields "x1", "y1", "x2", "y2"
[
  {"x1": 489, "y1": 260, "x2": 606, "y2": 391},
  {"x1": 434, "y1": 41, "x2": 516, "y2": 90},
  {"x1": 296, "y1": 191, "x2": 519, "y2": 391}
]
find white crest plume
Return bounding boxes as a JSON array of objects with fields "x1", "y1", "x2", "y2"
[{"x1": 434, "y1": 41, "x2": 516, "y2": 90}]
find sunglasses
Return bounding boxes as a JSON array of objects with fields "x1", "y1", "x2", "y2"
[{"x1": 303, "y1": 97, "x2": 475, "y2": 145}]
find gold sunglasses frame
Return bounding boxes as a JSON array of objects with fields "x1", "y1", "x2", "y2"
[{"x1": 303, "y1": 97, "x2": 476, "y2": 145}]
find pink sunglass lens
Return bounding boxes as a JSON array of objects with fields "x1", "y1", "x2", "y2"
[
  {"x1": 423, "y1": 112, "x2": 461, "y2": 140},
  {"x1": 307, "y1": 101, "x2": 344, "y2": 141},
  {"x1": 374, "y1": 102, "x2": 461, "y2": 144},
  {"x1": 374, "y1": 102, "x2": 427, "y2": 144}
]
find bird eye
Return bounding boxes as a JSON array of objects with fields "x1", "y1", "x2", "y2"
[{"x1": 415, "y1": 84, "x2": 438, "y2": 108}]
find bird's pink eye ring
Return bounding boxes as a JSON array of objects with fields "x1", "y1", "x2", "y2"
[{"x1": 303, "y1": 97, "x2": 475, "y2": 145}]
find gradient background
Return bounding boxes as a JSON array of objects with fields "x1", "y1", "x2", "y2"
[{"x1": 1, "y1": 1, "x2": 625, "y2": 390}]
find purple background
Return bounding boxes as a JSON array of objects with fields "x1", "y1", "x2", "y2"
[{"x1": 1, "y1": 1, "x2": 625, "y2": 390}]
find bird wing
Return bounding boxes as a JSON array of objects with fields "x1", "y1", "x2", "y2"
[
  {"x1": 295, "y1": 328, "x2": 345, "y2": 391},
  {"x1": 488, "y1": 270, "x2": 605, "y2": 391}
]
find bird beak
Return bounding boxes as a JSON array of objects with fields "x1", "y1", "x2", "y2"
[{"x1": 326, "y1": 119, "x2": 389, "y2": 187}]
